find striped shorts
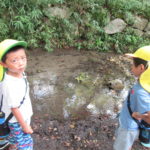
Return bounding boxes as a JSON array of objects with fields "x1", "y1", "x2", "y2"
[{"x1": 7, "y1": 122, "x2": 33, "y2": 150}]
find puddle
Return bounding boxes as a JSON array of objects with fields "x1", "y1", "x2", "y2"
[{"x1": 27, "y1": 49, "x2": 134, "y2": 120}]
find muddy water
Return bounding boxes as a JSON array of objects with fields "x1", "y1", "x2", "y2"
[{"x1": 26, "y1": 49, "x2": 134, "y2": 120}]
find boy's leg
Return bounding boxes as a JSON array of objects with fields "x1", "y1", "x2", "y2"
[
  {"x1": 113, "y1": 126, "x2": 139, "y2": 150},
  {"x1": 7, "y1": 123, "x2": 33, "y2": 150}
]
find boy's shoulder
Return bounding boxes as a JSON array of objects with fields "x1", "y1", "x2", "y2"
[
  {"x1": 132, "y1": 82, "x2": 150, "y2": 97},
  {"x1": 2, "y1": 74, "x2": 16, "y2": 84},
  {"x1": 3, "y1": 73, "x2": 23, "y2": 82},
  {"x1": 2, "y1": 73, "x2": 25, "y2": 90}
]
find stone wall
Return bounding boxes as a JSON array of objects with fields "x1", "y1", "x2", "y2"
[{"x1": 104, "y1": 16, "x2": 150, "y2": 37}]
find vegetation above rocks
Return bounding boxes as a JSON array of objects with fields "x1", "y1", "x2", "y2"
[{"x1": 0, "y1": 0, "x2": 149, "y2": 52}]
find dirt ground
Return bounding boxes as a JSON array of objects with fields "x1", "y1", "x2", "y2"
[
  {"x1": 27, "y1": 48, "x2": 148, "y2": 150},
  {"x1": 31, "y1": 115, "x2": 147, "y2": 150}
]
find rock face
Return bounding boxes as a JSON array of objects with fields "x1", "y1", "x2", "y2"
[
  {"x1": 108, "y1": 79, "x2": 124, "y2": 91},
  {"x1": 132, "y1": 29, "x2": 144, "y2": 36},
  {"x1": 132, "y1": 16, "x2": 148, "y2": 31},
  {"x1": 145, "y1": 31, "x2": 150, "y2": 37},
  {"x1": 43, "y1": 6, "x2": 150, "y2": 40},
  {"x1": 144, "y1": 22, "x2": 150, "y2": 31},
  {"x1": 103, "y1": 16, "x2": 150, "y2": 37},
  {"x1": 44, "y1": 7, "x2": 71, "y2": 19},
  {"x1": 104, "y1": 18, "x2": 127, "y2": 34}
]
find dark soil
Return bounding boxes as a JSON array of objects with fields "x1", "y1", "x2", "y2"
[{"x1": 32, "y1": 115, "x2": 147, "y2": 150}]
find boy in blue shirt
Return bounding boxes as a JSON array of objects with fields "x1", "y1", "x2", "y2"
[{"x1": 113, "y1": 46, "x2": 150, "y2": 150}]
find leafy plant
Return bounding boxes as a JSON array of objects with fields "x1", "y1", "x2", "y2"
[{"x1": 0, "y1": 0, "x2": 149, "y2": 53}]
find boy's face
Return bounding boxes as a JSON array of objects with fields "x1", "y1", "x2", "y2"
[
  {"x1": 131, "y1": 61, "x2": 145, "y2": 77},
  {"x1": 1, "y1": 48, "x2": 27, "y2": 76}
]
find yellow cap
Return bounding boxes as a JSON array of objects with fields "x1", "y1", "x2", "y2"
[
  {"x1": 0, "y1": 39, "x2": 27, "y2": 81},
  {"x1": 126, "y1": 46, "x2": 150, "y2": 93},
  {"x1": 125, "y1": 46, "x2": 150, "y2": 61},
  {"x1": 140, "y1": 63, "x2": 150, "y2": 93}
]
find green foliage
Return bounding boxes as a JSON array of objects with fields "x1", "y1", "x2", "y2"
[
  {"x1": 106, "y1": 0, "x2": 150, "y2": 18},
  {"x1": 0, "y1": 0, "x2": 149, "y2": 53},
  {"x1": 75, "y1": 72, "x2": 89, "y2": 83},
  {"x1": 0, "y1": 19, "x2": 9, "y2": 35}
]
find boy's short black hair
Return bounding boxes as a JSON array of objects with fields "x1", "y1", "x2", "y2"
[
  {"x1": 2, "y1": 46, "x2": 25, "y2": 63},
  {"x1": 133, "y1": 57, "x2": 148, "y2": 69}
]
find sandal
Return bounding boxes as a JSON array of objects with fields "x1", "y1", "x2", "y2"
[
  {"x1": 8, "y1": 144, "x2": 17, "y2": 150},
  {"x1": 0, "y1": 139, "x2": 10, "y2": 150}
]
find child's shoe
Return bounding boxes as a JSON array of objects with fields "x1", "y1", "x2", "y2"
[{"x1": 0, "y1": 139, "x2": 10, "y2": 150}]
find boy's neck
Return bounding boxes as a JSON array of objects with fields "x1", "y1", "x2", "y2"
[{"x1": 6, "y1": 71, "x2": 23, "y2": 78}]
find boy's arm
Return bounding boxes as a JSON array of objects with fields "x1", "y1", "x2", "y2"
[
  {"x1": 132, "y1": 112, "x2": 142, "y2": 120},
  {"x1": 141, "y1": 111, "x2": 150, "y2": 124},
  {"x1": 132, "y1": 111, "x2": 150, "y2": 124},
  {"x1": 11, "y1": 108, "x2": 33, "y2": 134}
]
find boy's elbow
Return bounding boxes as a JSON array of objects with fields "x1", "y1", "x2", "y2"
[{"x1": 11, "y1": 107, "x2": 19, "y2": 112}]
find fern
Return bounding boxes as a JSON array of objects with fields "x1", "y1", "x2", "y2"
[
  {"x1": 30, "y1": 9, "x2": 42, "y2": 20},
  {"x1": 0, "y1": 20, "x2": 9, "y2": 35},
  {"x1": 0, "y1": 0, "x2": 149, "y2": 52}
]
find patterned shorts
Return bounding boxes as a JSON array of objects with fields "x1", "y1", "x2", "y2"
[{"x1": 7, "y1": 122, "x2": 33, "y2": 150}]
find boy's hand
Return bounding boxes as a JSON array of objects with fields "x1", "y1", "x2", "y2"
[
  {"x1": 132, "y1": 112, "x2": 142, "y2": 120},
  {"x1": 22, "y1": 125, "x2": 33, "y2": 134},
  {"x1": 142, "y1": 111, "x2": 150, "y2": 124},
  {"x1": 132, "y1": 111, "x2": 150, "y2": 124}
]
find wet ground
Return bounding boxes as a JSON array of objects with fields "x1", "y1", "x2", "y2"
[
  {"x1": 26, "y1": 48, "x2": 148, "y2": 150},
  {"x1": 31, "y1": 115, "x2": 147, "y2": 150}
]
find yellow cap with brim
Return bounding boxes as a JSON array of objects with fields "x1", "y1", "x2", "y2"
[
  {"x1": 0, "y1": 39, "x2": 27, "y2": 81},
  {"x1": 125, "y1": 46, "x2": 150, "y2": 61},
  {"x1": 140, "y1": 64, "x2": 150, "y2": 93},
  {"x1": 125, "y1": 46, "x2": 150, "y2": 93}
]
